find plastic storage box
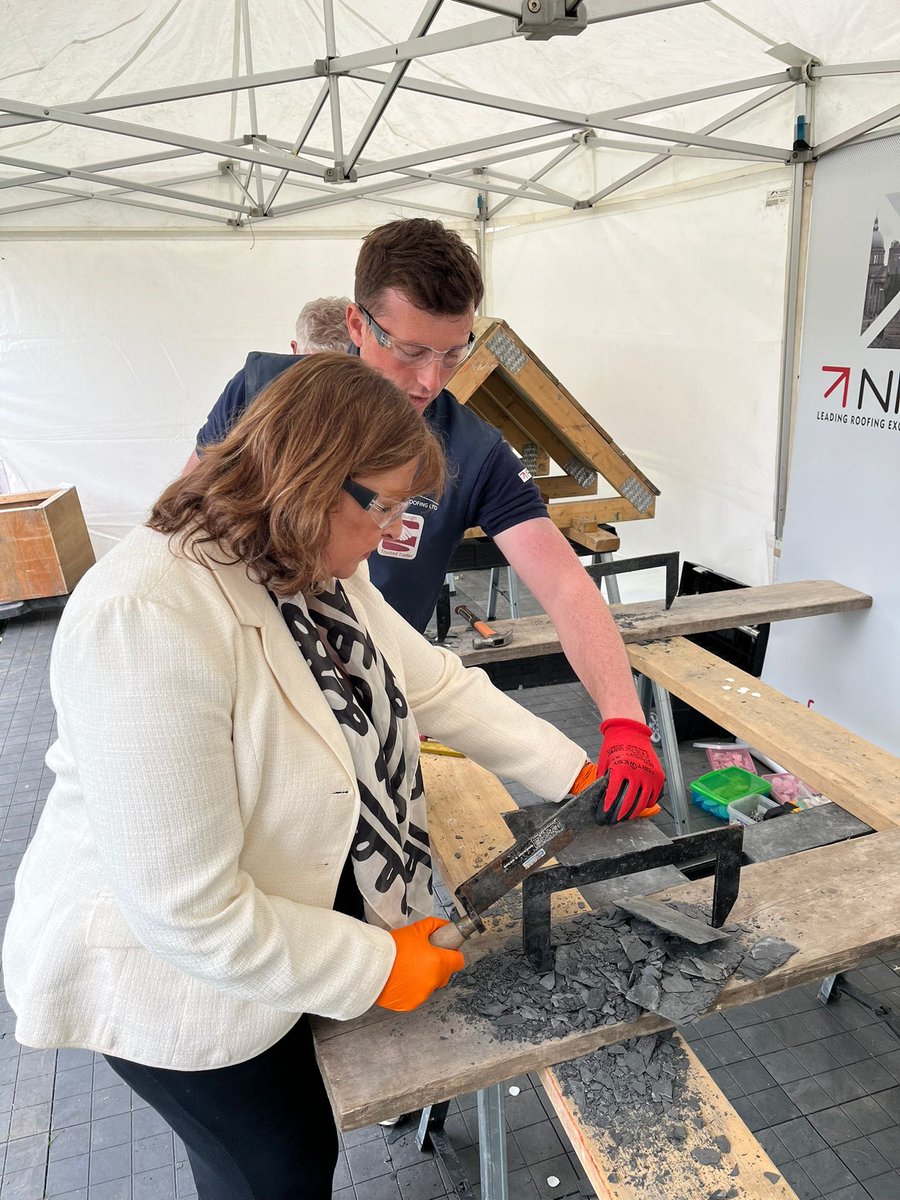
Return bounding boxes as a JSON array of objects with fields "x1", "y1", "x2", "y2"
[
  {"x1": 728, "y1": 794, "x2": 780, "y2": 825},
  {"x1": 690, "y1": 766, "x2": 772, "y2": 821}
]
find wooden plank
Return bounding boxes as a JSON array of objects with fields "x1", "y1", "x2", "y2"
[
  {"x1": 562, "y1": 525, "x2": 622, "y2": 553},
  {"x1": 476, "y1": 373, "x2": 577, "y2": 476},
  {"x1": 544, "y1": 1039, "x2": 797, "y2": 1200},
  {"x1": 444, "y1": 580, "x2": 873, "y2": 667},
  {"x1": 445, "y1": 342, "x2": 499, "y2": 405},
  {"x1": 627, "y1": 636, "x2": 900, "y2": 831},
  {"x1": 535, "y1": 476, "x2": 596, "y2": 500},
  {"x1": 312, "y1": 828, "x2": 900, "y2": 1129}
]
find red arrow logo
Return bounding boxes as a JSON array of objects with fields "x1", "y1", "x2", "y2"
[{"x1": 822, "y1": 365, "x2": 851, "y2": 407}]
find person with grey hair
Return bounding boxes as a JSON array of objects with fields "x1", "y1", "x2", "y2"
[{"x1": 290, "y1": 295, "x2": 351, "y2": 354}]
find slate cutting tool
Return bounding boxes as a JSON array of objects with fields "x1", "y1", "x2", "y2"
[
  {"x1": 430, "y1": 775, "x2": 609, "y2": 952},
  {"x1": 431, "y1": 774, "x2": 744, "y2": 969}
]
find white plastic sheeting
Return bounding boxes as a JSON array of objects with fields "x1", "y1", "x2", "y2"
[
  {"x1": 491, "y1": 172, "x2": 789, "y2": 592},
  {"x1": 1, "y1": 235, "x2": 360, "y2": 547}
]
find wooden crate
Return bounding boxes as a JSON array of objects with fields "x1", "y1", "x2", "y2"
[{"x1": 0, "y1": 488, "x2": 95, "y2": 603}]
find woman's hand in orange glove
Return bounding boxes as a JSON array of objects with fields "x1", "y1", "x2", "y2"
[{"x1": 376, "y1": 916, "x2": 465, "y2": 1012}]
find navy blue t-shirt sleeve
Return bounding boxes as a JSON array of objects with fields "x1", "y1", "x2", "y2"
[
  {"x1": 195, "y1": 367, "x2": 248, "y2": 449},
  {"x1": 466, "y1": 436, "x2": 548, "y2": 537}
]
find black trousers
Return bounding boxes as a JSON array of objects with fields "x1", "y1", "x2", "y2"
[{"x1": 105, "y1": 1015, "x2": 338, "y2": 1200}]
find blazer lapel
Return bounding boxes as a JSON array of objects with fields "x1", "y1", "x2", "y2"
[{"x1": 198, "y1": 549, "x2": 357, "y2": 779}]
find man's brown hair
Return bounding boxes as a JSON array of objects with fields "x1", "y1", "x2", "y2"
[
  {"x1": 150, "y1": 353, "x2": 444, "y2": 595},
  {"x1": 355, "y1": 218, "x2": 484, "y2": 317}
]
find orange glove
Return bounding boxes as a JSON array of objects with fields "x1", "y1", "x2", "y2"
[{"x1": 376, "y1": 916, "x2": 465, "y2": 1012}]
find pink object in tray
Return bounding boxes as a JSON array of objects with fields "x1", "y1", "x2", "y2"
[
  {"x1": 763, "y1": 773, "x2": 814, "y2": 803},
  {"x1": 705, "y1": 747, "x2": 757, "y2": 773}
]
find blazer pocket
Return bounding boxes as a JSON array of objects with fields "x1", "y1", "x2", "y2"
[{"x1": 85, "y1": 895, "x2": 143, "y2": 948}]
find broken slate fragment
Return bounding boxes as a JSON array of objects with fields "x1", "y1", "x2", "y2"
[
  {"x1": 738, "y1": 936, "x2": 799, "y2": 980},
  {"x1": 661, "y1": 972, "x2": 695, "y2": 994},
  {"x1": 625, "y1": 975, "x2": 661, "y2": 1011},
  {"x1": 713, "y1": 1134, "x2": 731, "y2": 1153},
  {"x1": 692, "y1": 1147, "x2": 722, "y2": 1166}
]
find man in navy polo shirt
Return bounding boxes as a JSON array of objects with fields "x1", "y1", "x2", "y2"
[{"x1": 187, "y1": 218, "x2": 664, "y2": 821}]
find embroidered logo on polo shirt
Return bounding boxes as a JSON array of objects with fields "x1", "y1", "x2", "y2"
[
  {"x1": 378, "y1": 513, "x2": 424, "y2": 560},
  {"x1": 518, "y1": 468, "x2": 532, "y2": 482}
]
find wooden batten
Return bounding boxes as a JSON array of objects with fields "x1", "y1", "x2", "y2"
[{"x1": 448, "y1": 318, "x2": 660, "y2": 544}]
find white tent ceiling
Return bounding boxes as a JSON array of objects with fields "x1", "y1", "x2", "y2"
[{"x1": 2, "y1": 1, "x2": 899, "y2": 232}]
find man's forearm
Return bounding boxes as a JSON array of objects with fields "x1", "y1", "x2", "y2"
[
  {"x1": 494, "y1": 518, "x2": 644, "y2": 721},
  {"x1": 543, "y1": 572, "x2": 644, "y2": 720}
]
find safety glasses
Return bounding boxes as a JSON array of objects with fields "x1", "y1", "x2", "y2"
[{"x1": 342, "y1": 478, "x2": 412, "y2": 529}]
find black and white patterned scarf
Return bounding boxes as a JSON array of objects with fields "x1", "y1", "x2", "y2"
[{"x1": 275, "y1": 582, "x2": 433, "y2": 929}]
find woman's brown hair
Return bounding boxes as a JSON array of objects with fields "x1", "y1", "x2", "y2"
[{"x1": 149, "y1": 353, "x2": 444, "y2": 595}]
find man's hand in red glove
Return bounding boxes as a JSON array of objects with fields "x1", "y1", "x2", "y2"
[
  {"x1": 592, "y1": 717, "x2": 665, "y2": 823},
  {"x1": 376, "y1": 916, "x2": 465, "y2": 1012}
]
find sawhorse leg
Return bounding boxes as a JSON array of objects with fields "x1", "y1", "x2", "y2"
[
  {"x1": 635, "y1": 672, "x2": 691, "y2": 836},
  {"x1": 413, "y1": 1086, "x2": 507, "y2": 1200}
]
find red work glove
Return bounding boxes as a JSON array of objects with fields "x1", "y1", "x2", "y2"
[
  {"x1": 592, "y1": 717, "x2": 665, "y2": 823},
  {"x1": 569, "y1": 760, "x2": 661, "y2": 823},
  {"x1": 375, "y1": 916, "x2": 465, "y2": 1013}
]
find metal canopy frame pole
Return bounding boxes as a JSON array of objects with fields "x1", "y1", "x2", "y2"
[
  {"x1": 774, "y1": 79, "x2": 813, "y2": 544},
  {"x1": 488, "y1": 139, "x2": 579, "y2": 219},
  {"x1": 584, "y1": 81, "x2": 792, "y2": 205},
  {"x1": 239, "y1": 0, "x2": 265, "y2": 210},
  {"x1": 322, "y1": 0, "x2": 345, "y2": 180},
  {"x1": 262, "y1": 84, "x2": 331, "y2": 214},
  {"x1": 344, "y1": 0, "x2": 445, "y2": 176}
]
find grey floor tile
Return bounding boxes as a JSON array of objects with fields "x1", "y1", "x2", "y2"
[
  {"x1": 49, "y1": 1123, "x2": 92, "y2": 1161},
  {"x1": 0, "y1": 1164, "x2": 47, "y2": 1200},
  {"x1": 87, "y1": 1183, "x2": 132, "y2": 1200},
  {"x1": 816, "y1": 1068, "x2": 870, "y2": 1106},
  {"x1": 869, "y1": 1126, "x2": 900, "y2": 1169},
  {"x1": 131, "y1": 1134, "x2": 173, "y2": 1175},
  {"x1": 346, "y1": 1137, "x2": 395, "y2": 1184},
  {"x1": 809, "y1": 1107, "x2": 864, "y2": 1146},
  {"x1": 834, "y1": 1137, "x2": 892, "y2": 1182},
  {"x1": 774, "y1": 1116, "x2": 828, "y2": 1159},
  {"x1": 799, "y1": 1147, "x2": 858, "y2": 1194},
  {"x1": 840, "y1": 1097, "x2": 895, "y2": 1137},
  {"x1": 353, "y1": 1175, "x2": 404, "y2": 1200},
  {"x1": 779, "y1": 1159, "x2": 822, "y2": 1200},
  {"x1": 847, "y1": 1059, "x2": 898, "y2": 1096},
  {"x1": 525, "y1": 1152, "x2": 579, "y2": 1198},
  {"x1": 784, "y1": 1078, "x2": 838, "y2": 1116},
  {"x1": 131, "y1": 1166, "x2": 175, "y2": 1200},
  {"x1": 754, "y1": 1085, "x2": 804, "y2": 1124},
  {"x1": 824, "y1": 1184, "x2": 870, "y2": 1200},
  {"x1": 762, "y1": 1049, "x2": 811, "y2": 1085},
  {"x1": 89, "y1": 1144, "x2": 132, "y2": 1186},
  {"x1": 5, "y1": 1132, "x2": 49, "y2": 1173},
  {"x1": 396, "y1": 1159, "x2": 446, "y2": 1200},
  {"x1": 45, "y1": 1153, "x2": 90, "y2": 1196},
  {"x1": 863, "y1": 1172, "x2": 900, "y2": 1200}
]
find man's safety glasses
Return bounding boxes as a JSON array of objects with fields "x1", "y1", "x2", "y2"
[
  {"x1": 342, "y1": 478, "x2": 412, "y2": 530},
  {"x1": 356, "y1": 302, "x2": 475, "y2": 371}
]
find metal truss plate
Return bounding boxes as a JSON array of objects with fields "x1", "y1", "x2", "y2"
[
  {"x1": 487, "y1": 329, "x2": 527, "y2": 375},
  {"x1": 621, "y1": 473, "x2": 655, "y2": 513}
]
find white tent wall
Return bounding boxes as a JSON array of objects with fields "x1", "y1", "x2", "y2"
[
  {"x1": 0, "y1": 234, "x2": 364, "y2": 551},
  {"x1": 489, "y1": 170, "x2": 791, "y2": 600}
]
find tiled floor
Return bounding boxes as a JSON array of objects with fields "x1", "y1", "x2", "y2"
[{"x1": 1, "y1": 580, "x2": 899, "y2": 1200}]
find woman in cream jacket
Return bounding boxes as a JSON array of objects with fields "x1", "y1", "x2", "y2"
[{"x1": 4, "y1": 354, "x2": 596, "y2": 1199}]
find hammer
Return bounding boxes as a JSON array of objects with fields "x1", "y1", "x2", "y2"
[{"x1": 454, "y1": 604, "x2": 512, "y2": 649}]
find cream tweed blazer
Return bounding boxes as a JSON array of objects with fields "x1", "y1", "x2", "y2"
[{"x1": 3, "y1": 526, "x2": 586, "y2": 1070}]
